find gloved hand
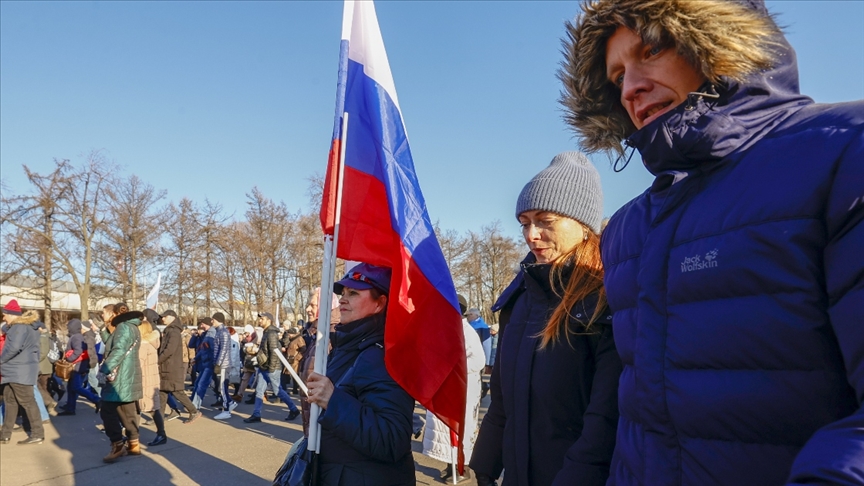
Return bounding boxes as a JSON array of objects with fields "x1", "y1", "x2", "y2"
[
  {"x1": 214, "y1": 365, "x2": 221, "y2": 375},
  {"x1": 475, "y1": 473, "x2": 498, "y2": 486}
]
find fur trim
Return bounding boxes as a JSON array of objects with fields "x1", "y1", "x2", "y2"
[
  {"x1": 11, "y1": 310, "x2": 40, "y2": 326},
  {"x1": 559, "y1": 0, "x2": 781, "y2": 154},
  {"x1": 112, "y1": 310, "x2": 144, "y2": 326}
]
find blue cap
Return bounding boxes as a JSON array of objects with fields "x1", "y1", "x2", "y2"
[{"x1": 333, "y1": 263, "x2": 391, "y2": 295}]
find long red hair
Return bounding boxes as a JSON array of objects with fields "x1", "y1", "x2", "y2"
[{"x1": 538, "y1": 227, "x2": 606, "y2": 349}]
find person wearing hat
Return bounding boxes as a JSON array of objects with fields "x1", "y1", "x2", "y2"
[
  {"x1": 156, "y1": 309, "x2": 201, "y2": 435},
  {"x1": 98, "y1": 302, "x2": 145, "y2": 462},
  {"x1": 56, "y1": 318, "x2": 101, "y2": 416},
  {"x1": 306, "y1": 263, "x2": 416, "y2": 485},
  {"x1": 236, "y1": 323, "x2": 259, "y2": 404},
  {"x1": 210, "y1": 312, "x2": 236, "y2": 420},
  {"x1": 189, "y1": 317, "x2": 215, "y2": 410},
  {"x1": 471, "y1": 152, "x2": 623, "y2": 486},
  {"x1": 242, "y1": 312, "x2": 300, "y2": 424},
  {"x1": 0, "y1": 300, "x2": 45, "y2": 445}
]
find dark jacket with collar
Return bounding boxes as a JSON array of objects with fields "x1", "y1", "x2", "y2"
[
  {"x1": 158, "y1": 319, "x2": 187, "y2": 391},
  {"x1": 38, "y1": 331, "x2": 53, "y2": 376},
  {"x1": 258, "y1": 325, "x2": 283, "y2": 373},
  {"x1": 471, "y1": 253, "x2": 622, "y2": 486},
  {"x1": 0, "y1": 310, "x2": 42, "y2": 385},
  {"x1": 83, "y1": 326, "x2": 99, "y2": 368},
  {"x1": 65, "y1": 319, "x2": 91, "y2": 374},
  {"x1": 317, "y1": 312, "x2": 415, "y2": 486}
]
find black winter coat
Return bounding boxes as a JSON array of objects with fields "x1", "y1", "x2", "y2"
[
  {"x1": 158, "y1": 320, "x2": 187, "y2": 391},
  {"x1": 317, "y1": 312, "x2": 415, "y2": 486},
  {"x1": 471, "y1": 254, "x2": 622, "y2": 486},
  {"x1": 258, "y1": 325, "x2": 282, "y2": 373},
  {"x1": 65, "y1": 320, "x2": 91, "y2": 374},
  {"x1": 83, "y1": 329, "x2": 99, "y2": 368}
]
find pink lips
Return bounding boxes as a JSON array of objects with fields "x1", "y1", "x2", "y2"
[{"x1": 637, "y1": 101, "x2": 673, "y2": 126}]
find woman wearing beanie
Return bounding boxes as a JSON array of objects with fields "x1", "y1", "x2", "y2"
[{"x1": 471, "y1": 152, "x2": 622, "y2": 486}]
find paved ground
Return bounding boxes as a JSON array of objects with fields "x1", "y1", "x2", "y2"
[{"x1": 0, "y1": 382, "x2": 490, "y2": 486}]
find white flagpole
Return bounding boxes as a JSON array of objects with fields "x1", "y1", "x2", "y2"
[
  {"x1": 309, "y1": 111, "x2": 349, "y2": 453},
  {"x1": 274, "y1": 348, "x2": 308, "y2": 395}
]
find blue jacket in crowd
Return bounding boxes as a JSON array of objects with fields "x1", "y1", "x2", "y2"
[
  {"x1": 317, "y1": 312, "x2": 415, "y2": 486},
  {"x1": 0, "y1": 311, "x2": 42, "y2": 385},
  {"x1": 191, "y1": 328, "x2": 215, "y2": 371},
  {"x1": 211, "y1": 324, "x2": 231, "y2": 369},
  {"x1": 595, "y1": 2, "x2": 864, "y2": 484},
  {"x1": 471, "y1": 254, "x2": 622, "y2": 486}
]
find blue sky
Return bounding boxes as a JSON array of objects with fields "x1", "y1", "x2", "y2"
[{"x1": 2, "y1": 1, "x2": 862, "y2": 239}]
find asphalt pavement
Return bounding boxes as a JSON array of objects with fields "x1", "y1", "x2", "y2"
[{"x1": 0, "y1": 381, "x2": 490, "y2": 486}]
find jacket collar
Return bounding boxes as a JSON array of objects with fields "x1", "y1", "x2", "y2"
[
  {"x1": 628, "y1": 35, "x2": 811, "y2": 179},
  {"x1": 112, "y1": 311, "x2": 143, "y2": 327},
  {"x1": 331, "y1": 312, "x2": 386, "y2": 352}
]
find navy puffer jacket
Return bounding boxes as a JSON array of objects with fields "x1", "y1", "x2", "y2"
[
  {"x1": 0, "y1": 311, "x2": 41, "y2": 385},
  {"x1": 600, "y1": 5, "x2": 864, "y2": 486},
  {"x1": 317, "y1": 312, "x2": 415, "y2": 486}
]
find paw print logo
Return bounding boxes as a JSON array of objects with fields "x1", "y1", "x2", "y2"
[{"x1": 705, "y1": 249, "x2": 718, "y2": 262}]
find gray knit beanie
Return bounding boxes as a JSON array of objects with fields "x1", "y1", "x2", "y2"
[{"x1": 515, "y1": 152, "x2": 603, "y2": 234}]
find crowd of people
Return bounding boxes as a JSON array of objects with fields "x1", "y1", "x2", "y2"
[
  {"x1": 1, "y1": 0, "x2": 862, "y2": 484},
  {"x1": 0, "y1": 299, "x2": 320, "y2": 461}
]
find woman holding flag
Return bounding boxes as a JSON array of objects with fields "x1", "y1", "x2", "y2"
[
  {"x1": 471, "y1": 152, "x2": 623, "y2": 486},
  {"x1": 306, "y1": 263, "x2": 415, "y2": 485}
]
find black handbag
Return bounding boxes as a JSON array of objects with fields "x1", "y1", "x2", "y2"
[{"x1": 273, "y1": 436, "x2": 317, "y2": 486}]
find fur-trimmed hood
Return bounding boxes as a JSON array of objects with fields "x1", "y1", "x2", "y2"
[
  {"x1": 112, "y1": 310, "x2": 144, "y2": 327},
  {"x1": 7, "y1": 310, "x2": 41, "y2": 328},
  {"x1": 559, "y1": 0, "x2": 802, "y2": 157}
]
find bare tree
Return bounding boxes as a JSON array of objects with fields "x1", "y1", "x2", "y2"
[
  {"x1": 162, "y1": 198, "x2": 204, "y2": 323},
  {"x1": 0, "y1": 161, "x2": 71, "y2": 326},
  {"x1": 3, "y1": 152, "x2": 118, "y2": 319},
  {"x1": 98, "y1": 174, "x2": 168, "y2": 306},
  {"x1": 458, "y1": 221, "x2": 522, "y2": 323},
  {"x1": 197, "y1": 199, "x2": 229, "y2": 317}
]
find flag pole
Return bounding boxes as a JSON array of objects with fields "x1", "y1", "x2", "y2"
[{"x1": 309, "y1": 111, "x2": 349, "y2": 453}]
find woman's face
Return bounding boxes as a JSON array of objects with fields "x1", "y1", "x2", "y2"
[
  {"x1": 339, "y1": 288, "x2": 386, "y2": 324},
  {"x1": 518, "y1": 210, "x2": 585, "y2": 264}
]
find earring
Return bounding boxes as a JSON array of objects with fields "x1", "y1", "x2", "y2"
[{"x1": 583, "y1": 233, "x2": 589, "y2": 241}]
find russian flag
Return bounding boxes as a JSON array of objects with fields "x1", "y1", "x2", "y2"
[{"x1": 321, "y1": 0, "x2": 468, "y2": 466}]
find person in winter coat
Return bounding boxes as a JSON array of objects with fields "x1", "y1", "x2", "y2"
[
  {"x1": 81, "y1": 320, "x2": 101, "y2": 396},
  {"x1": 306, "y1": 264, "x2": 415, "y2": 485},
  {"x1": 57, "y1": 319, "x2": 101, "y2": 415},
  {"x1": 471, "y1": 152, "x2": 623, "y2": 486},
  {"x1": 299, "y1": 287, "x2": 340, "y2": 437},
  {"x1": 138, "y1": 311, "x2": 166, "y2": 447},
  {"x1": 243, "y1": 312, "x2": 300, "y2": 424},
  {"x1": 36, "y1": 324, "x2": 55, "y2": 408},
  {"x1": 236, "y1": 324, "x2": 259, "y2": 403},
  {"x1": 466, "y1": 308, "x2": 492, "y2": 370},
  {"x1": 560, "y1": 1, "x2": 864, "y2": 484},
  {"x1": 422, "y1": 294, "x2": 487, "y2": 483},
  {"x1": 0, "y1": 300, "x2": 45, "y2": 445},
  {"x1": 157, "y1": 309, "x2": 200, "y2": 425},
  {"x1": 210, "y1": 312, "x2": 236, "y2": 420},
  {"x1": 281, "y1": 326, "x2": 304, "y2": 396},
  {"x1": 190, "y1": 317, "x2": 215, "y2": 409},
  {"x1": 99, "y1": 303, "x2": 144, "y2": 463}
]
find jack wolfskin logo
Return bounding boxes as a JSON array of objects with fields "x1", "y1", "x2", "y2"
[{"x1": 681, "y1": 249, "x2": 719, "y2": 273}]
